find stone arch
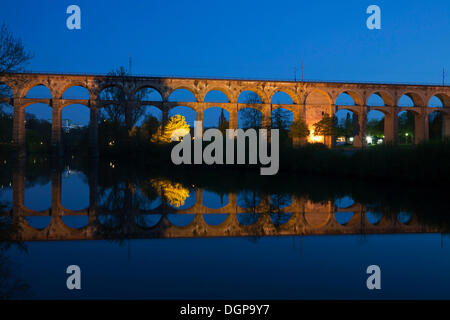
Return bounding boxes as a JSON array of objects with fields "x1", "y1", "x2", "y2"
[
  {"x1": 335, "y1": 89, "x2": 364, "y2": 106},
  {"x1": 270, "y1": 87, "x2": 299, "y2": 105},
  {"x1": 23, "y1": 83, "x2": 53, "y2": 99},
  {"x1": 97, "y1": 84, "x2": 126, "y2": 100},
  {"x1": 61, "y1": 101, "x2": 90, "y2": 110},
  {"x1": 237, "y1": 88, "x2": 268, "y2": 104},
  {"x1": 305, "y1": 89, "x2": 332, "y2": 106},
  {"x1": 428, "y1": 93, "x2": 450, "y2": 107},
  {"x1": 138, "y1": 105, "x2": 163, "y2": 126},
  {"x1": 271, "y1": 103, "x2": 296, "y2": 114},
  {"x1": 60, "y1": 82, "x2": 92, "y2": 99},
  {"x1": 397, "y1": 92, "x2": 425, "y2": 107},
  {"x1": 203, "y1": 87, "x2": 234, "y2": 103},
  {"x1": 168, "y1": 86, "x2": 199, "y2": 102},
  {"x1": 133, "y1": 85, "x2": 164, "y2": 101},
  {"x1": 0, "y1": 82, "x2": 14, "y2": 99},
  {"x1": 370, "y1": 107, "x2": 391, "y2": 116},
  {"x1": 366, "y1": 90, "x2": 395, "y2": 107},
  {"x1": 168, "y1": 105, "x2": 197, "y2": 127}
]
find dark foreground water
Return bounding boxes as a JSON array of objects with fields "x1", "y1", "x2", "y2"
[{"x1": 1, "y1": 156, "x2": 450, "y2": 299}]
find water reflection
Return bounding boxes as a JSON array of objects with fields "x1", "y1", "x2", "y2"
[
  {"x1": 2, "y1": 157, "x2": 450, "y2": 299},
  {"x1": 0, "y1": 157, "x2": 447, "y2": 244},
  {"x1": 0, "y1": 214, "x2": 30, "y2": 299}
]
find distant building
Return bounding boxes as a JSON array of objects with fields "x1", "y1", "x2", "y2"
[{"x1": 62, "y1": 119, "x2": 85, "y2": 132}]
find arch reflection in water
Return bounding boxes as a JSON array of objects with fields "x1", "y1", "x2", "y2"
[{"x1": 2, "y1": 159, "x2": 442, "y2": 242}]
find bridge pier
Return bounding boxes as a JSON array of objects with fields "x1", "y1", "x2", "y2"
[
  {"x1": 51, "y1": 100, "x2": 63, "y2": 157},
  {"x1": 227, "y1": 107, "x2": 238, "y2": 139},
  {"x1": 352, "y1": 107, "x2": 368, "y2": 148},
  {"x1": 12, "y1": 99, "x2": 26, "y2": 158},
  {"x1": 12, "y1": 158, "x2": 26, "y2": 222},
  {"x1": 89, "y1": 107, "x2": 99, "y2": 158},
  {"x1": 196, "y1": 104, "x2": 204, "y2": 130},
  {"x1": 384, "y1": 109, "x2": 398, "y2": 145},
  {"x1": 262, "y1": 104, "x2": 272, "y2": 141},
  {"x1": 443, "y1": 114, "x2": 450, "y2": 138},
  {"x1": 414, "y1": 110, "x2": 429, "y2": 144}
]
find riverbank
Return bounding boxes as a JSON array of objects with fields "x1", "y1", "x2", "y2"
[{"x1": 2, "y1": 139, "x2": 450, "y2": 186}]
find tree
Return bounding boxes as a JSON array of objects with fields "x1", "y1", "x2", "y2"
[
  {"x1": 0, "y1": 23, "x2": 32, "y2": 74},
  {"x1": 99, "y1": 66, "x2": 146, "y2": 130},
  {"x1": 217, "y1": 109, "x2": 229, "y2": 134},
  {"x1": 241, "y1": 92, "x2": 261, "y2": 129},
  {"x1": 0, "y1": 23, "x2": 32, "y2": 112},
  {"x1": 98, "y1": 66, "x2": 149, "y2": 148},
  {"x1": 152, "y1": 115, "x2": 190, "y2": 143},
  {"x1": 343, "y1": 113, "x2": 354, "y2": 139},
  {"x1": 313, "y1": 113, "x2": 338, "y2": 137},
  {"x1": 429, "y1": 112, "x2": 443, "y2": 141},
  {"x1": 398, "y1": 112, "x2": 414, "y2": 144},
  {"x1": 141, "y1": 115, "x2": 161, "y2": 141},
  {"x1": 272, "y1": 108, "x2": 290, "y2": 131},
  {"x1": 289, "y1": 118, "x2": 310, "y2": 139},
  {"x1": 367, "y1": 118, "x2": 384, "y2": 138}
]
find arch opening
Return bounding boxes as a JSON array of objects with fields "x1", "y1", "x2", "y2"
[
  {"x1": 135, "y1": 214, "x2": 162, "y2": 228},
  {"x1": 238, "y1": 91, "x2": 262, "y2": 104},
  {"x1": 62, "y1": 216, "x2": 89, "y2": 229},
  {"x1": 367, "y1": 110, "x2": 385, "y2": 145},
  {"x1": 25, "y1": 85, "x2": 52, "y2": 99},
  {"x1": 367, "y1": 93, "x2": 386, "y2": 107},
  {"x1": 62, "y1": 86, "x2": 90, "y2": 100},
  {"x1": 335, "y1": 211, "x2": 354, "y2": 226},
  {"x1": 61, "y1": 169, "x2": 89, "y2": 211},
  {"x1": 335, "y1": 196, "x2": 355, "y2": 209},
  {"x1": 271, "y1": 91, "x2": 294, "y2": 105},
  {"x1": 271, "y1": 108, "x2": 293, "y2": 130},
  {"x1": 398, "y1": 110, "x2": 415, "y2": 144},
  {"x1": 167, "y1": 214, "x2": 196, "y2": 227},
  {"x1": 204, "y1": 90, "x2": 229, "y2": 103},
  {"x1": 367, "y1": 92, "x2": 393, "y2": 107},
  {"x1": 98, "y1": 85, "x2": 125, "y2": 101},
  {"x1": 135, "y1": 87, "x2": 163, "y2": 101},
  {"x1": 168, "y1": 89, "x2": 196, "y2": 102},
  {"x1": 0, "y1": 102, "x2": 13, "y2": 143},
  {"x1": 203, "y1": 107, "x2": 229, "y2": 132},
  {"x1": 398, "y1": 93, "x2": 424, "y2": 107},
  {"x1": 429, "y1": 110, "x2": 444, "y2": 141},
  {"x1": 0, "y1": 83, "x2": 13, "y2": 99},
  {"x1": 98, "y1": 103, "x2": 126, "y2": 149},
  {"x1": 335, "y1": 109, "x2": 355, "y2": 146},
  {"x1": 203, "y1": 190, "x2": 229, "y2": 209},
  {"x1": 61, "y1": 104, "x2": 90, "y2": 153},
  {"x1": 238, "y1": 107, "x2": 262, "y2": 129},
  {"x1": 24, "y1": 178, "x2": 51, "y2": 212},
  {"x1": 336, "y1": 92, "x2": 357, "y2": 106},
  {"x1": 168, "y1": 106, "x2": 197, "y2": 130},
  {"x1": 25, "y1": 103, "x2": 52, "y2": 152},
  {"x1": 203, "y1": 214, "x2": 229, "y2": 226},
  {"x1": 428, "y1": 95, "x2": 449, "y2": 108},
  {"x1": 366, "y1": 211, "x2": 383, "y2": 225}
]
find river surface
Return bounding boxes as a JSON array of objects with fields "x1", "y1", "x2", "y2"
[{"x1": 0, "y1": 156, "x2": 450, "y2": 299}]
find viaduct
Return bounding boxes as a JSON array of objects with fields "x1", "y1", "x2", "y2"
[{"x1": 0, "y1": 72, "x2": 449, "y2": 154}]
